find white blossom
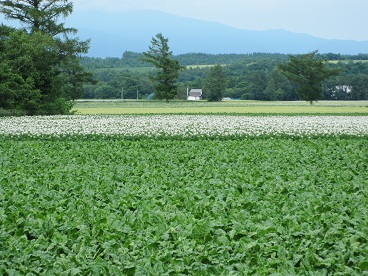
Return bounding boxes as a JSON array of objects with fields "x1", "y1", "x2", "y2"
[{"x1": 0, "y1": 115, "x2": 367, "y2": 137}]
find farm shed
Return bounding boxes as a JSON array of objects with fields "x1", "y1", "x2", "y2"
[{"x1": 187, "y1": 89, "x2": 203, "y2": 101}]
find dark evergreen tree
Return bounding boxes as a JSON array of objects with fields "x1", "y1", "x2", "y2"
[
  {"x1": 278, "y1": 51, "x2": 340, "y2": 104},
  {"x1": 0, "y1": 0, "x2": 74, "y2": 35},
  {"x1": 141, "y1": 33, "x2": 184, "y2": 101}
]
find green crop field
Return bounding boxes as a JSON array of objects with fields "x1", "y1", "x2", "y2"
[
  {"x1": 329, "y1": 60, "x2": 368, "y2": 64},
  {"x1": 1, "y1": 105, "x2": 368, "y2": 274},
  {"x1": 73, "y1": 100, "x2": 368, "y2": 115}
]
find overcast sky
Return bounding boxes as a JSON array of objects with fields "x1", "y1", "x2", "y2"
[
  {"x1": 0, "y1": 0, "x2": 366, "y2": 41},
  {"x1": 72, "y1": 0, "x2": 368, "y2": 41}
]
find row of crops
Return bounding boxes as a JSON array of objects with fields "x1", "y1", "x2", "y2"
[
  {"x1": 1, "y1": 114, "x2": 368, "y2": 275},
  {"x1": 1, "y1": 115, "x2": 368, "y2": 137}
]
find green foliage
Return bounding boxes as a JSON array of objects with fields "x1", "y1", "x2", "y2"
[
  {"x1": 81, "y1": 69, "x2": 153, "y2": 99},
  {"x1": 0, "y1": 29, "x2": 57, "y2": 114},
  {"x1": 204, "y1": 64, "x2": 228, "y2": 101},
  {"x1": 94, "y1": 84, "x2": 118, "y2": 99},
  {"x1": 80, "y1": 53, "x2": 368, "y2": 101},
  {"x1": 142, "y1": 33, "x2": 184, "y2": 101},
  {"x1": 59, "y1": 56, "x2": 96, "y2": 100},
  {"x1": 0, "y1": 136, "x2": 367, "y2": 274},
  {"x1": 0, "y1": 0, "x2": 75, "y2": 35},
  {"x1": 278, "y1": 51, "x2": 341, "y2": 104},
  {"x1": 343, "y1": 74, "x2": 368, "y2": 100},
  {"x1": 0, "y1": 1, "x2": 92, "y2": 115},
  {"x1": 0, "y1": 29, "x2": 89, "y2": 114}
]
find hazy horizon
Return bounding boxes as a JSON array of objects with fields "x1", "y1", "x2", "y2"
[{"x1": 71, "y1": 0, "x2": 368, "y2": 41}]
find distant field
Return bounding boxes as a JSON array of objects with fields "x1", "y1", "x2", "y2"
[
  {"x1": 73, "y1": 100, "x2": 368, "y2": 115},
  {"x1": 91, "y1": 64, "x2": 217, "y2": 73},
  {"x1": 186, "y1": 64, "x2": 221, "y2": 69},
  {"x1": 329, "y1": 60, "x2": 368, "y2": 64}
]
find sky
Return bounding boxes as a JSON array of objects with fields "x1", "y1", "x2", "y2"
[
  {"x1": 0, "y1": 0, "x2": 367, "y2": 41},
  {"x1": 71, "y1": 0, "x2": 368, "y2": 41}
]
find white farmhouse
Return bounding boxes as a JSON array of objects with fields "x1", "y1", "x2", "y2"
[{"x1": 187, "y1": 89, "x2": 203, "y2": 101}]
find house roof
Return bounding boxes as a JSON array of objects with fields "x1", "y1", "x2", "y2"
[{"x1": 189, "y1": 89, "x2": 202, "y2": 97}]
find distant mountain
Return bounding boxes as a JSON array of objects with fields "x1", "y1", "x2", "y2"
[{"x1": 12, "y1": 9, "x2": 368, "y2": 57}]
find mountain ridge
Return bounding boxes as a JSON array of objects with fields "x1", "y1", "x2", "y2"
[{"x1": 5, "y1": 9, "x2": 368, "y2": 57}]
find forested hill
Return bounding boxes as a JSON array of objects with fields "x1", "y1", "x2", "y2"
[
  {"x1": 80, "y1": 52, "x2": 368, "y2": 101},
  {"x1": 80, "y1": 52, "x2": 368, "y2": 69}
]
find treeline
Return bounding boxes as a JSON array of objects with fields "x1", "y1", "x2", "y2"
[
  {"x1": 81, "y1": 52, "x2": 289, "y2": 69},
  {"x1": 81, "y1": 51, "x2": 368, "y2": 69},
  {"x1": 81, "y1": 52, "x2": 368, "y2": 101}
]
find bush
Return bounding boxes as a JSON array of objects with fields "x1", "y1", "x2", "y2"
[
  {"x1": 0, "y1": 108, "x2": 26, "y2": 117},
  {"x1": 37, "y1": 98, "x2": 74, "y2": 115}
]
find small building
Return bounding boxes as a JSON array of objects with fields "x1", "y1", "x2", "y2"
[{"x1": 187, "y1": 89, "x2": 203, "y2": 101}]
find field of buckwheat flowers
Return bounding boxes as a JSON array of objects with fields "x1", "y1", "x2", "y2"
[
  {"x1": 1, "y1": 111, "x2": 368, "y2": 275},
  {"x1": 1, "y1": 115, "x2": 368, "y2": 138}
]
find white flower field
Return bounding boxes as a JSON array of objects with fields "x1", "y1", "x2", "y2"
[{"x1": 1, "y1": 115, "x2": 368, "y2": 137}]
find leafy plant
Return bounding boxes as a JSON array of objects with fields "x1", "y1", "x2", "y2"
[{"x1": 1, "y1": 136, "x2": 367, "y2": 274}]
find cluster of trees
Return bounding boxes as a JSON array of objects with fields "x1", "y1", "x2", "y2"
[
  {"x1": 0, "y1": 0, "x2": 93, "y2": 115},
  {"x1": 81, "y1": 50, "x2": 368, "y2": 102}
]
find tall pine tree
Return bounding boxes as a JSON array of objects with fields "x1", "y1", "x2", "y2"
[
  {"x1": 278, "y1": 51, "x2": 340, "y2": 104},
  {"x1": 141, "y1": 33, "x2": 184, "y2": 102}
]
